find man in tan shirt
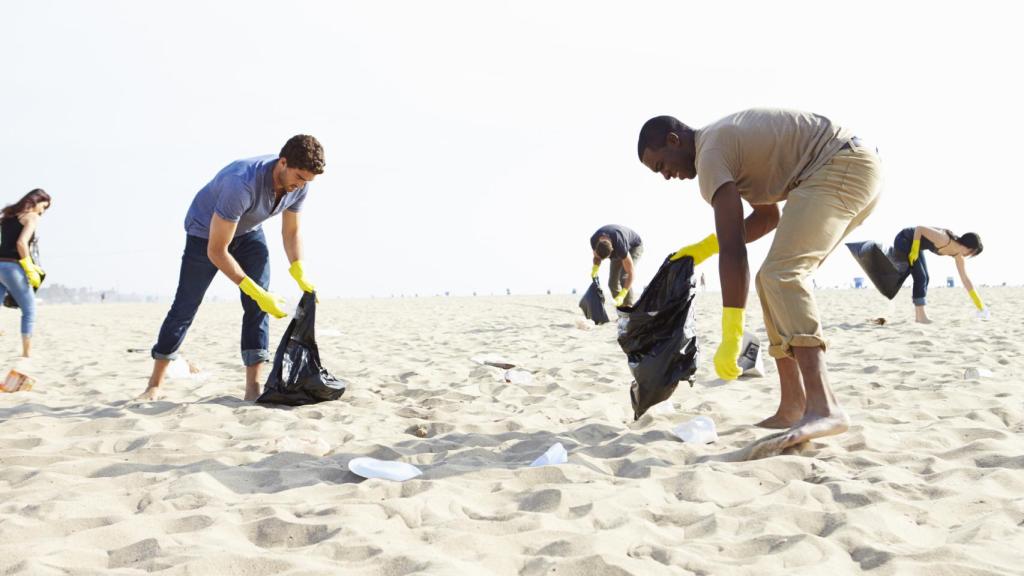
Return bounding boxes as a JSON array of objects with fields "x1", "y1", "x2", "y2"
[{"x1": 637, "y1": 108, "x2": 882, "y2": 456}]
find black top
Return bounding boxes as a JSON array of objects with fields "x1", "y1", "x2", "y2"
[
  {"x1": 0, "y1": 217, "x2": 29, "y2": 260},
  {"x1": 590, "y1": 224, "x2": 643, "y2": 260},
  {"x1": 896, "y1": 226, "x2": 946, "y2": 254}
]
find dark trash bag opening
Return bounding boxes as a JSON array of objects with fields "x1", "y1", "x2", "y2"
[
  {"x1": 617, "y1": 255, "x2": 699, "y2": 421},
  {"x1": 846, "y1": 241, "x2": 910, "y2": 300},
  {"x1": 579, "y1": 278, "x2": 610, "y2": 325},
  {"x1": 256, "y1": 291, "x2": 348, "y2": 406}
]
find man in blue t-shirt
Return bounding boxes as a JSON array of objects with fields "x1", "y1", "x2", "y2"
[
  {"x1": 590, "y1": 224, "x2": 644, "y2": 306},
  {"x1": 138, "y1": 135, "x2": 326, "y2": 401}
]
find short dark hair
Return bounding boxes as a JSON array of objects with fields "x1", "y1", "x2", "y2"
[
  {"x1": 958, "y1": 232, "x2": 983, "y2": 257},
  {"x1": 280, "y1": 134, "x2": 325, "y2": 174},
  {"x1": 595, "y1": 238, "x2": 613, "y2": 259},
  {"x1": 637, "y1": 115, "x2": 692, "y2": 161}
]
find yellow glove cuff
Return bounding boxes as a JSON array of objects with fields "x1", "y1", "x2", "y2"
[
  {"x1": 18, "y1": 257, "x2": 41, "y2": 288},
  {"x1": 714, "y1": 307, "x2": 745, "y2": 380},
  {"x1": 239, "y1": 276, "x2": 263, "y2": 299},
  {"x1": 591, "y1": 264, "x2": 600, "y2": 278},
  {"x1": 289, "y1": 260, "x2": 316, "y2": 293},
  {"x1": 239, "y1": 277, "x2": 288, "y2": 318},
  {"x1": 671, "y1": 234, "x2": 720, "y2": 265},
  {"x1": 721, "y1": 306, "x2": 745, "y2": 338},
  {"x1": 968, "y1": 288, "x2": 984, "y2": 311},
  {"x1": 909, "y1": 238, "x2": 921, "y2": 265}
]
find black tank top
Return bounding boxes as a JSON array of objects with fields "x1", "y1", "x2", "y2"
[{"x1": 0, "y1": 217, "x2": 30, "y2": 260}]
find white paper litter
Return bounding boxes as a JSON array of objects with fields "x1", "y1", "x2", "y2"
[
  {"x1": 529, "y1": 442, "x2": 568, "y2": 467},
  {"x1": 347, "y1": 457, "x2": 423, "y2": 481}
]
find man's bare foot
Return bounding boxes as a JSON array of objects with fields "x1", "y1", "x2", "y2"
[
  {"x1": 136, "y1": 386, "x2": 161, "y2": 401},
  {"x1": 915, "y1": 316, "x2": 933, "y2": 324},
  {"x1": 739, "y1": 410, "x2": 850, "y2": 460},
  {"x1": 755, "y1": 409, "x2": 803, "y2": 429},
  {"x1": 787, "y1": 408, "x2": 850, "y2": 444}
]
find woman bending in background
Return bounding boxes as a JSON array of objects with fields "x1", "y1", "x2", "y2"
[
  {"x1": 0, "y1": 189, "x2": 51, "y2": 357},
  {"x1": 893, "y1": 226, "x2": 984, "y2": 323}
]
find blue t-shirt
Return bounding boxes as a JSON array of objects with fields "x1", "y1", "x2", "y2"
[{"x1": 183, "y1": 155, "x2": 309, "y2": 239}]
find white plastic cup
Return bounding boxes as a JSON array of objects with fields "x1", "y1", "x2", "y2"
[{"x1": 672, "y1": 416, "x2": 718, "y2": 444}]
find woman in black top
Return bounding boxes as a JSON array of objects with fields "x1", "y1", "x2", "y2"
[
  {"x1": 0, "y1": 189, "x2": 51, "y2": 357},
  {"x1": 892, "y1": 226, "x2": 984, "y2": 324}
]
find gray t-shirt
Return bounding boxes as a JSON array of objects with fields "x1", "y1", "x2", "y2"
[
  {"x1": 590, "y1": 224, "x2": 642, "y2": 260},
  {"x1": 183, "y1": 155, "x2": 309, "y2": 239}
]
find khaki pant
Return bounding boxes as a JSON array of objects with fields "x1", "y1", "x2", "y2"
[
  {"x1": 609, "y1": 244, "x2": 643, "y2": 306},
  {"x1": 756, "y1": 143, "x2": 882, "y2": 358}
]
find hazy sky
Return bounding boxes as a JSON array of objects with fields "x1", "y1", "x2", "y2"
[{"x1": 3, "y1": 1, "x2": 1021, "y2": 300}]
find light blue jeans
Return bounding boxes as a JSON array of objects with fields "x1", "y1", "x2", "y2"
[{"x1": 0, "y1": 261, "x2": 36, "y2": 336}]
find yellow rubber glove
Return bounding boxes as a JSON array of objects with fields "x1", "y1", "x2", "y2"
[
  {"x1": 669, "y1": 234, "x2": 719, "y2": 266},
  {"x1": 714, "y1": 307, "x2": 744, "y2": 380},
  {"x1": 18, "y1": 257, "x2": 41, "y2": 289},
  {"x1": 591, "y1": 264, "x2": 600, "y2": 279},
  {"x1": 908, "y1": 238, "x2": 921, "y2": 266},
  {"x1": 613, "y1": 288, "x2": 628, "y2": 307},
  {"x1": 968, "y1": 288, "x2": 984, "y2": 311},
  {"x1": 288, "y1": 260, "x2": 315, "y2": 293},
  {"x1": 239, "y1": 277, "x2": 288, "y2": 318}
]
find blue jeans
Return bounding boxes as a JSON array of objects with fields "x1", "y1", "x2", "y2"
[
  {"x1": 0, "y1": 261, "x2": 36, "y2": 336},
  {"x1": 894, "y1": 228, "x2": 928, "y2": 305},
  {"x1": 152, "y1": 229, "x2": 271, "y2": 366}
]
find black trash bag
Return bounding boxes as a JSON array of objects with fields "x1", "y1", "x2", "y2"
[
  {"x1": 256, "y1": 291, "x2": 348, "y2": 406},
  {"x1": 846, "y1": 241, "x2": 911, "y2": 300},
  {"x1": 617, "y1": 255, "x2": 699, "y2": 420},
  {"x1": 578, "y1": 278, "x2": 610, "y2": 325}
]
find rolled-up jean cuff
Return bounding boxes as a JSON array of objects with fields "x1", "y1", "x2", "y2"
[
  {"x1": 769, "y1": 335, "x2": 828, "y2": 359},
  {"x1": 913, "y1": 297, "x2": 927, "y2": 306},
  {"x1": 151, "y1": 348, "x2": 180, "y2": 362},
  {"x1": 242, "y1": 349, "x2": 271, "y2": 366}
]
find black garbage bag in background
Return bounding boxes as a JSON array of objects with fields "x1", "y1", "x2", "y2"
[
  {"x1": 578, "y1": 278, "x2": 610, "y2": 325},
  {"x1": 617, "y1": 255, "x2": 699, "y2": 420},
  {"x1": 846, "y1": 241, "x2": 911, "y2": 300},
  {"x1": 256, "y1": 291, "x2": 348, "y2": 406}
]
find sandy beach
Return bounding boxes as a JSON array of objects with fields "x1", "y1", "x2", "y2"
[{"x1": 1, "y1": 287, "x2": 1022, "y2": 575}]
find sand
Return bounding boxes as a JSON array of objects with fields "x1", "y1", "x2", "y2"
[{"x1": 1, "y1": 287, "x2": 1022, "y2": 575}]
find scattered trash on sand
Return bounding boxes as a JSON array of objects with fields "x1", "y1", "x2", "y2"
[{"x1": 529, "y1": 443, "x2": 568, "y2": 467}]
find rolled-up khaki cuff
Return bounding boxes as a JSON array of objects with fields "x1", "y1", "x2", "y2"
[{"x1": 768, "y1": 335, "x2": 828, "y2": 359}]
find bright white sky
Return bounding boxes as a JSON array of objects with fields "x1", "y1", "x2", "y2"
[{"x1": 2, "y1": 1, "x2": 1021, "y2": 300}]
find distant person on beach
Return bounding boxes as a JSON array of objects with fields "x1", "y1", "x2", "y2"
[
  {"x1": 638, "y1": 108, "x2": 882, "y2": 455},
  {"x1": 893, "y1": 226, "x2": 984, "y2": 323},
  {"x1": 590, "y1": 224, "x2": 643, "y2": 306},
  {"x1": 138, "y1": 135, "x2": 324, "y2": 401},
  {"x1": 0, "y1": 189, "x2": 51, "y2": 357}
]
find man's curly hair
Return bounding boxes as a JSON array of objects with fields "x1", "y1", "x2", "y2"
[{"x1": 280, "y1": 134, "x2": 325, "y2": 174}]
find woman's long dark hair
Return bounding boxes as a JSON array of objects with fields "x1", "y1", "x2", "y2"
[
  {"x1": 946, "y1": 229, "x2": 984, "y2": 257},
  {"x1": 2, "y1": 189, "x2": 51, "y2": 220}
]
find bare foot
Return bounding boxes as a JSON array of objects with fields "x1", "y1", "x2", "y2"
[
  {"x1": 136, "y1": 386, "x2": 161, "y2": 401},
  {"x1": 915, "y1": 317, "x2": 933, "y2": 324},
  {"x1": 731, "y1": 410, "x2": 851, "y2": 461},
  {"x1": 755, "y1": 411, "x2": 802, "y2": 429},
  {"x1": 788, "y1": 409, "x2": 850, "y2": 444},
  {"x1": 243, "y1": 382, "x2": 260, "y2": 401}
]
